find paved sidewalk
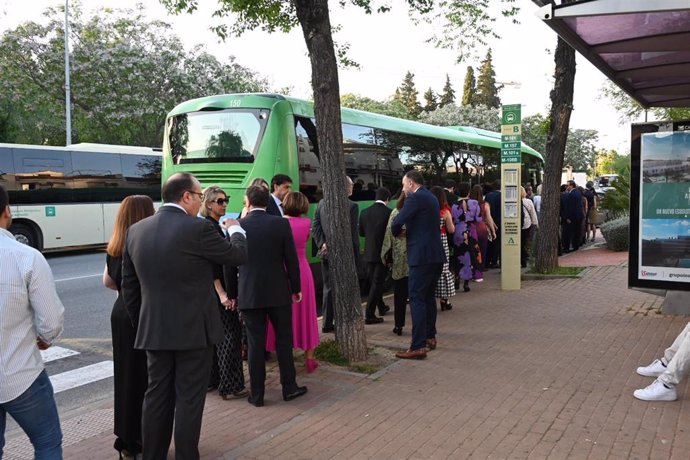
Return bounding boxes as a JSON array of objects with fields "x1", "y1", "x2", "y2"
[{"x1": 7, "y1": 245, "x2": 690, "y2": 459}]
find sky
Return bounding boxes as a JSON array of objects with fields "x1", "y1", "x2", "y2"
[{"x1": 0, "y1": 0, "x2": 642, "y2": 153}]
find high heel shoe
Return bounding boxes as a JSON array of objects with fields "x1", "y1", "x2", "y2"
[
  {"x1": 306, "y1": 358, "x2": 319, "y2": 373},
  {"x1": 440, "y1": 300, "x2": 447, "y2": 311},
  {"x1": 393, "y1": 326, "x2": 403, "y2": 336}
]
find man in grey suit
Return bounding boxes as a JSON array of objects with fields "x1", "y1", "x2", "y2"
[
  {"x1": 226, "y1": 185, "x2": 307, "y2": 407},
  {"x1": 312, "y1": 176, "x2": 360, "y2": 333},
  {"x1": 122, "y1": 172, "x2": 247, "y2": 460}
]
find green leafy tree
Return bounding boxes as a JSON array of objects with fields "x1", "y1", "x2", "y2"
[
  {"x1": 601, "y1": 81, "x2": 690, "y2": 123},
  {"x1": 461, "y1": 66, "x2": 476, "y2": 107},
  {"x1": 521, "y1": 113, "x2": 549, "y2": 155},
  {"x1": 0, "y1": 4, "x2": 267, "y2": 146},
  {"x1": 423, "y1": 87, "x2": 438, "y2": 112},
  {"x1": 601, "y1": 166, "x2": 630, "y2": 218},
  {"x1": 394, "y1": 71, "x2": 422, "y2": 118},
  {"x1": 340, "y1": 93, "x2": 410, "y2": 119},
  {"x1": 474, "y1": 49, "x2": 502, "y2": 109},
  {"x1": 564, "y1": 129, "x2": 598, "y2": 173},
  {"x1": 438, "y1": 74, "x2": 455, "y2": 108}
]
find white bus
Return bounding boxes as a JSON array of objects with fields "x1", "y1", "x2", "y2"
[{"x1": 0, "y1": 143, "x2": 161, "y2": 251}]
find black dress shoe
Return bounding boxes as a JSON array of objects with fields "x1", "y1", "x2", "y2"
[
  {"x1": 283, "y1": 386, "x2": 308, "y2": 402},
  {"x1": 379, "y1": 305, "x2": 391, "y2": 316},
  {"x1": 247, "y1": 393, "x2": 264, "y2": 407},
  {"x1": 392, "y1": 326, "x2": 403, "y2": 336},
  {"x1": 365, "y1": 317, "x2": 384, "y2": 325},
  {"x1": 321, "y1": 326, "x2": 335, "y2": 333}
]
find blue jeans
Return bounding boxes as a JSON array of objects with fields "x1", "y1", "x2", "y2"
[{"x1": 0, "y1": 370, "x2": 63, "y2": 460}]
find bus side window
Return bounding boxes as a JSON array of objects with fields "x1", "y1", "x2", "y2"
[
  {"x1": 0, "y1": 147, "x2": 15, "y2": 186},
  {"x1": 295, "y1": 117, "x2": 322, "y2": 203},
  {"x1": 71, "y1": 151, "x2": 123, "y2": 202},
  {"x1": 12, "y1": 148, "x2": 73, "y2": 204}
]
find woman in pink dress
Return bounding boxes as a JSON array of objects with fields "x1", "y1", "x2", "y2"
[{"x1": 266, "y1": 191, "x2": 320, "y2": 372}]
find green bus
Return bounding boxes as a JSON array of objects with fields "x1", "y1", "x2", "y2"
[{"x1": 162, "y1": 93, "x2": 543, "y2": 260}]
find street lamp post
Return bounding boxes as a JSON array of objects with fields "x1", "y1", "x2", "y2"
[{"x1": 64, "y1": 0, "x2": 71, "y2": 145}]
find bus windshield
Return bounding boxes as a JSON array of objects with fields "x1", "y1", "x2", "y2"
[{"x1": 168, "y1": 108, "x2": 269, "y2": 164}]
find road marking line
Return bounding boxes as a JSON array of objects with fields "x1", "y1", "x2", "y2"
[
  {"x1": 54, "y1": 273, "x2": 102, "y2": 283},
  {"x1": 40, "y1": 346, "x2": 80, "y2": 363},
  {"x1": 50, "y1": 361, "x2": 114, "y2": 394}
]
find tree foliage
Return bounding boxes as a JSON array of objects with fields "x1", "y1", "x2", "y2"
[
  {"x1": 522, "y1": 113, "x2": 599, "y2": 174},
  {"x1": 416, "y1": 0, "x2": 519, "y2": 62},
  {"x1": 340, "y1": 93, "x2": 410, "y2": 119},
  {"x1": 601, "y1": 81, "x2": 690, "y2": 124},
  {"x1": 474, "y1": 48, "x2": 501, "y2": 109},
  {"x1": 423, "y1": 87, "x2": 438, "y2": 112},
  {"x1": 0, "y1": 4, "x2": 267, "y2": 146},
  {"x1": 461, "y1": 66, "x2": 476, "y2": 107},
  {"x1": 438, "y1": 73, "x2": 455, "y2": 108},
  {"x1": 394, "y1": 71, "x2": 422, "y2": 118}
]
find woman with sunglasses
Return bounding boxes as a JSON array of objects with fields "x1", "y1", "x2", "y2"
[{"x1": 201, "y1": 186, "x2": 248, "y2": 400}]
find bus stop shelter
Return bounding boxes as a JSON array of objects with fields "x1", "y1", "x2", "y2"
[
  {"x1": 532, "y1": 0, "x2": 690, "y2": 108},
  {"x1": 533, "y1": 0, "x2": 690, "y2": 313}
]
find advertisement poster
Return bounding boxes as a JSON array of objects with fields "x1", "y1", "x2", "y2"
[{"x1": 630, "y1": 120, "x2": 690, "y2": 290}]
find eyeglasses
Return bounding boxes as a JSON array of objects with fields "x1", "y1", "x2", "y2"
[
  {"x1": 214, "y1": 198, "x2": 230, "y2": 206},
  {"x1": 186, "y1": 190, "x2": 204, "y2": 199}
]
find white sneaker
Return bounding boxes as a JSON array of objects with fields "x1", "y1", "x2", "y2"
[
  {"x1": 636, "y1": 358, "x2": 666, "y2": 377},
  {"x1": 633, "y1": 379, "x2": 677, "y2": 401},
  {"x1": 473, "y1": 278, "x2": 484, "y2": 282}
]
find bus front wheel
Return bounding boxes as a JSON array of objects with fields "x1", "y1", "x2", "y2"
[{"x1": 10, "y1": 223, "x2": 38, "y2": 249}]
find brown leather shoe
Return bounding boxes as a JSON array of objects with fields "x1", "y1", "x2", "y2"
[
  {"x1": 396, "y1": 348, "x2": 427, "y2": 360},
  {"x1": 425, "y1": 338, "x2": 437, "y2": 350}
]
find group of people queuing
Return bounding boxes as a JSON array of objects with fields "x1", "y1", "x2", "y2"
[
  {"x1": 559, "y1": 180, "x2": 599, "y2": 254},
  {"x1": 103, "y1": 172, "x2": 314, "y2": 459}
]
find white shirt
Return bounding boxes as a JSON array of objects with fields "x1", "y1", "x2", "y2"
[
  {"x1": 532, "y1": 195, "x2": 542, "y2": 214},
  {"x1": 522, "y1": 198, "x2": 539, "y2": 229},
  {"x1": 0, "y1": 228, "x2": 64, "y2": 402}
]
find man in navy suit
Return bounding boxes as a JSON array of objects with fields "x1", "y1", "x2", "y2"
[
  {"x1": 563, "y1": 180, "x2": 584, "y2": 252},
  {"x1": 391, "y1": 171, "x2": 445, "y2": 359},
  {"x1": 226, "y1": 185, "x2": 307, "y2": 407}
]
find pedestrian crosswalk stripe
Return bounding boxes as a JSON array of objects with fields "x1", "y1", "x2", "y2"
[
  {"x1": 50, "y1": 361, "x2": 114, "y2": 394},
  {"x1": 40, "y1": 346, "x2": 81, "y2": 363}
]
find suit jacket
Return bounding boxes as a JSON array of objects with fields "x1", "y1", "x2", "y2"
[
  {"x1": 312, "y1": 198, "x2": 360, "y2": 260},
  {"x1": 359, "y1": 202, "x2": 392, "y2": 263},
  {"x1": 565, "y1": 188, "x2": 584, "y2": 221},
  {"x1": 122, "y1": 206, "x2": 247, "y2": 350},
  {"x1": 226, "y1": 210, "x2": 300, "y2": 309},
  {"x1": 391, "y1": 187, "x2": 445, "y2": 267},
  {"x1": 266, "y1": 194, "x2": 282, "y2": 216}
]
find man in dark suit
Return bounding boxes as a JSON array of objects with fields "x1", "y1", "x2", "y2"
[
  {"x1": 564, "y1": 180, "x2": 584, "y2": 252},
  {"x1": 226, "y1": 185, "x2": 307, "y2": 407},
  {"x1": 312, "y1": 176, "x2": 360, "y2": 333},
  {"x1": 484, "y1": 180, "x2": 501, "y2": 268},
  {"x1": 122, "y1": 172, "x2": 247, "y2": 460},
  {"x1": 267, "y1": 173, "x2": 293, "y2": 216},
  {"x1": 359, "y1": 187, "x2": 392, "y2": 323},
  {"x1": 392, "y1": 171, "x2": 445, "y2": 360}
]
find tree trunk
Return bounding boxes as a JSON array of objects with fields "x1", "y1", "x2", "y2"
[
  {"x1": 294, "y1": 0, "x2": 367, "y2": 361},
  {"x1": 534, "y1": 35, "x2": 576, "y2": 273}
]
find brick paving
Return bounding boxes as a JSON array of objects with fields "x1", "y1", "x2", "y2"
[{"x1": 7, "y1": 244, "x2": 690, "y2": 459}]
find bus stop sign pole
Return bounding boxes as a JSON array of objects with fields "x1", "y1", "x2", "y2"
[{"x1": 500, "y1": 104, "x2": 522, "y2": 290}]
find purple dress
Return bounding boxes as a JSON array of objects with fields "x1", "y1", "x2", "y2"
[
  {"x1": 266, "y1": 216, "x2": 319, "y2": 351},
  {"x1": 452, "y1": 199, "x2": 483, "y2": 281}
]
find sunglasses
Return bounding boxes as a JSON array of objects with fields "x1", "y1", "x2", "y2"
[{"x1": 214, "y1": 198, "x2": 230, "y2": 205}]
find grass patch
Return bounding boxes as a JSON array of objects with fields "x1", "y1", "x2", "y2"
[
  {"x1": 528, "y1": 266, "x2": 586, "y2": 276},
  {"x1": 314, "y1": 340, "x2": 396, "y2": 375},
  {"x1": 314, "y1": 339, "x2": 348, "y2": 367}
]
